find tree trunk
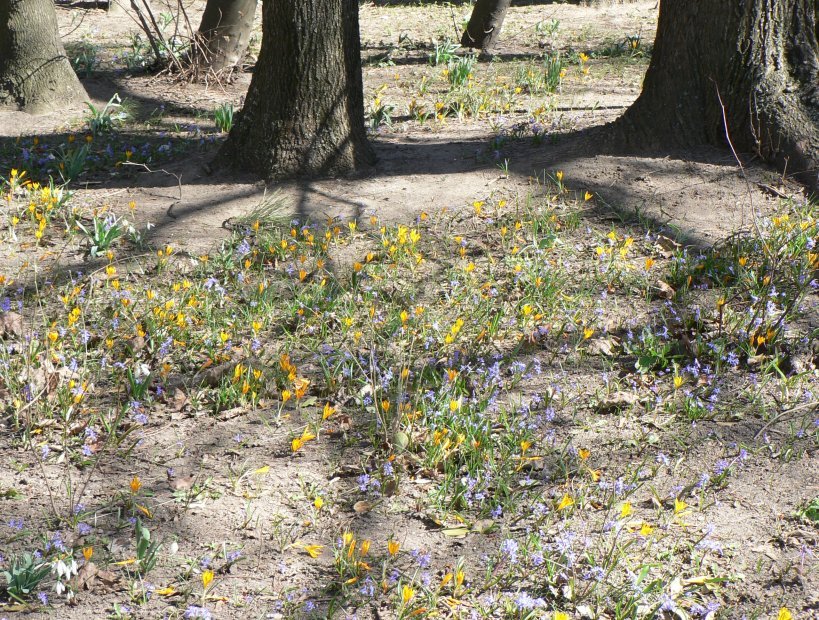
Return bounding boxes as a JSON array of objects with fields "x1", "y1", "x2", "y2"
[
  {"x1": 617, "y1": 0, "x2": 819, "y2": 191},
  {"x1": 0, "y1": 0, "x2": 88, "y2": 114},
  {"x1": 194, "y1": 0, "x2": 257, "y2": 74},
  {"x1": 218, "y1": 0, "x2": 374, "y2": 179},
  {"x1": 461, "y1": 0, "x2": 511, "y2": 51}
]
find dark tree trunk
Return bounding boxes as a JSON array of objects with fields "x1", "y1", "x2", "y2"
[
  {"x1": 194, "y1": 0, "x2": 257, "y2": 74},
  {"x1": 461, "y1": 0, "x2": 511, "y2": 51},
  {"x1": 617, "y1": 0, "x2": 819, "y2": 191},
  {"x1": 219, "y1": 0, "x2": 374, "y2": 179},
  {"x1": 0, "y1": 0, "x2": 88, "y2": 113}
]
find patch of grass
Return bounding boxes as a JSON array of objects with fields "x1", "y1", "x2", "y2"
[
  {"x1": 368, "y1": 86, "x2": 396, "y2": 130},
  {"x1": 796, "y1": 497, "x2": 819, "y2": 523},
  {"x1": 595, "y1": 34, "x2": 652, "y2": 59},
  {"x1": 85, "y1": 93, "x2": 129, "y2": 136},
  {"x1": 515, "y1": 53, "x2": 566, "y2": 95},
  {"x1": 1, "y1": 553, "x2": 51, "y2": 604},
  {"x1": 213, "y1": 103, "x2": 234, "y2": 133},
  {"x1": 66, "y1": 39, "x2": 100, "y2": 78},
  {"x1": 446, "y1": 54, "x2": 476, "y2": 89},
  {"x1": 429, "y1": 39, "x2": 459, "y2": 66}
]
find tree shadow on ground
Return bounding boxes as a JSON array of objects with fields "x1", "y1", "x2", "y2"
[
  {"x1": 1, "y1": 113, "x2": 789, "y2": 299},
  {"x1": 361, "y1": 43, "x2": 651, "y2": 67},
  {"x1": 147, "y1": 126, "x2": 782, "y2": 246},
  {"x1": 81, "y1": 71, "x2": 219, "y2": 120},
  {"x1": 363, "y1": 49, "x2": 544, "y2": 66}
]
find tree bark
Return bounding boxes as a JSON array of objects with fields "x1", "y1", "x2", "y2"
[
  {"x1": 616, "y1": 0, "x2": 819, "y2": 191},
  {"x1": 193, "y1": 0, "x2": 257, "y2": 74},
  {"x1": 461, "y1": 0, "x2": 512, "y2": 51},
  {"x1": 0, "y1": 0, "x2": 88, "y2": 114},
  {"x1": 218, "y1": 0, "x2": 374, "y2": 179}
]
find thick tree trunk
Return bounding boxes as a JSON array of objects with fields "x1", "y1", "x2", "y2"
[
  {"x1": 219, "y1": 0, "x2": 374, "y2": 179},
  {"x1": 461, "y1": 0, "x2": 511, "y2": 51},
  {"x1": 194, "y1": 0, "x2": 257, "y2": 74},
  {"x1": 617, "y1": 0, "x2": 819, "y2": 191},
  {"x1": 0, "y1": 0, "x2": 88, "y2": 114}
]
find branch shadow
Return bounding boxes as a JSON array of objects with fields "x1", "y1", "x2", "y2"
[
  {"x1": 81, "y1": 70, "x2": 221, "y2": 119},
  {"x1": 0, "y1": 116, "x2": 784, "y2": 292}
]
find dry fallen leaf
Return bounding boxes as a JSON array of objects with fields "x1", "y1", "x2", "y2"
[
  {"x1": 595, "y1": 391, "x2": 642, "y2": 414},
  {"x1": 471, "y1": 518, "x2": 495, "y2": 534},
  {"x1": 0, "y1": 311, "x2": 24, "y2": 338},
  {"x1": 655, "y1": 235, "x2": 682, "y2": 258},
  {"x1": 586, "y1": 336, "x2": 620, "y2": 357},
  {"x1": 125, "y1": 335, "x2": 145, "y2": 353},
  {"x1": 72, "y1": 562, "x2": 124, "y2": 593},
  {"x1": 19, "y1": 365, "x2": 59, "y2": 399},
  {"x1": 169, "y1": 387, "x2": 189, "y2": 412},
  {"x1": 169, "y1": 475, "x2": 195, "y2": 492},
  {"x1": 653, "y1": 280, "x2": 676, "y2": 300},
  {"x1": 195, "y1": 361, "x2": 236, "y2": 387},
  {"x1": 73, "y1": 561, "x2": 99, "y2": 591},
  {"x1": 336, "y1": 414, "x2": 352, "y2": 431},
  {"x1": 383, "y1": 478, "x2": 398, "y2": 497}
]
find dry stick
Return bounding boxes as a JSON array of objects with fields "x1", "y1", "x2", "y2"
[
  {"x1": 120, "y1": 161, "x2": 183, "y2": 203},
  {"x1": 128, "y1": 0, "x2": 183, "y2": 72},
  {"x1": 61, "y1": 5, "x2": 91, "y2": 38},
  {"x1": 115, "y1": 0, "x2": 196, "y2": 77},
  {"x1": 140, "y1": 0, "x2": 184, "y2": 72},
  {"x1": 16, "y1": 385, "x2": 49, "y2": 425},
  {"x1": 64, "y1": 307, "x2": 104, "y2": 516},
  {"x1": 714, "y1": 83, "x2": 770, "y2": 257},
  {"x1": 130, "y1": 0, "x2": 164, "y2": 65},
  {"x1": 171, "y1": 0, "x2": 181, "y2": 46},
  {"x1": 167, "y1": 1, "x2": 229, "y2": 87},
  {"x1": 27, "y1": 434, "x2": 60, "y2": 518},
  {"x1": 110, "y1": 0, "x2": 155, "y2": 46},
  {"x1": 497, "y1": 10, "x2": 559, "y2": 48},
  {"x1": 713, "y1": 83, "x2": 789, "y2": 348},
  {"x1": 753, "y1": 400, "x2": 819, "y2": 441},
  {"x1": 15, "y1": 364, "x2": 59, "y2": 519},
  {"x1": 450, "y1": 6, "x2": 460, "y2": 41},
  {"x1": 71, "y1": 401, "x2": 143, "y2": 520},
  {"x1": 176, "y1": 0, "x2": 198, "y2": 60}
]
